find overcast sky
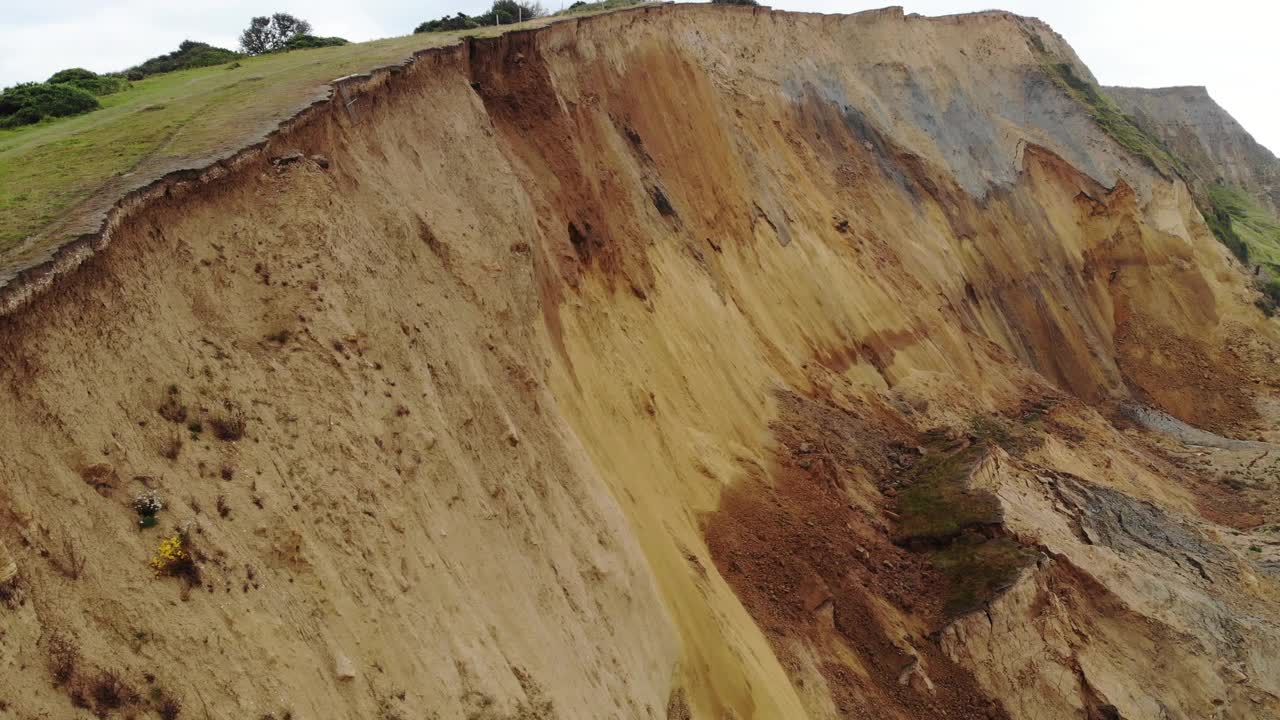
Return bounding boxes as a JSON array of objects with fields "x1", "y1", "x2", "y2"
[{"x1": 0, "y1": 1, "x2": 1276, "y2": 153}]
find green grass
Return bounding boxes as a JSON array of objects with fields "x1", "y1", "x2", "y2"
[
  {"x1": 1043, "y1": 61, "x2": 1186, "y2": 179},
  {"x1": 894, "y1": 433, "x2": 1036, "y2": 618},
  {"x1": 930, "y1": 533, "x2": 1036, "y2": 616},
  {"x1": 0, "y1": 9, "x2": 613, "y2": 267},
  {"x1": 895, "y1": 444, "x2": 1001, "y2": 544},
  {"x1": 1207, "y1": 184, "x2": 1280, "y2": 272}
]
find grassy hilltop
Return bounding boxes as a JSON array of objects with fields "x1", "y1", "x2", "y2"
[{"x1": 0, "y1": 4, "x2": 639, "y2": 262}]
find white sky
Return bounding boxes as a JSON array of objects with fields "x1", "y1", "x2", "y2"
[{"x1": 0, "y1": 1, "x2": 1276, "y2": 154}]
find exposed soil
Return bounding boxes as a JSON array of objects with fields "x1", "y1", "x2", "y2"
[{"x1": 705, "y1": 390, "x2": 1009, "y2": 719}]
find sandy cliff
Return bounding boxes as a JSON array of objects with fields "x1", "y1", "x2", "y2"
[{"x1": 1, "y1": 5, "x2": 1279, "y2": 720}]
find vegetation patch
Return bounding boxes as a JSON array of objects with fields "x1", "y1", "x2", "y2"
[
  {"x1": 930, "y1": 533, "x2": 1037, "y2": 616},
  {"x1": 894, "y1": 444, "x2": 1000, "y2": 545},
  {"x1": 416, "y1": 0, "x2": 546, "y2": 33},
  {"x1": 240, "y1": 13, "x2": 314, "y2": 55},
  {"x1": 1208, "y1": 184, "x2": 1280, "y2": 271},
  {"x1": 127, "y1": 41, "x2": 240, "y2": 79},
  {"x1": 46, "y1": 634, "x2": 182, "y2": 718},
  {"x1": 893, "y1": 429, "x2": 1035, "y2": 618},
  {"x1": 0, "y1": 82, "x2": 100, "y2": 128},
  {"x1": 210, "y1": 403, "x2": 248, "y2": 441},
  {"x1": 149, "y1": 533, "x2": 200, "y2": 584},
  {"x1": 283, "y1": 35, "x2": 349, "y2": 51},
  {"x1": 47, "y1": 69, "x2": 130, "y2": 97},
  {"x1": 1199, "y1": 185, "x2": 1280, "y2": 314},
  {"x1": 133, "y1": 491, "x2": 165, "y2": 530},
  {"x1": 1042, "y1": 62, "x2": 1185, "y2": 179}
]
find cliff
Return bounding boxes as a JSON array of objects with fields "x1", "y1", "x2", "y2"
[
  {"x1": 1108, "y1": 85, "x2": 1280, "y2": 215},
  {"x1": 1, "y1": 5, "x2": 1278, "y2": 720}
]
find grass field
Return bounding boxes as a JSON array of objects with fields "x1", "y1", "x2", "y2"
[
  {"x1": 1209, "y1": 184, "x2": 1280, "y2": 272},
  {"x1": 0, "y1": 4, "x2": 642, "y2": 270}
]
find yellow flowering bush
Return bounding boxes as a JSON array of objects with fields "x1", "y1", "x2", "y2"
[{"x1": 149, "y1": 535, "x2": 192, "y2": 578}]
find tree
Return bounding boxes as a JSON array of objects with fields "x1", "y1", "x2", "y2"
[{"x1": 239, "y1": 13, "x2": 313, "y2": 55}]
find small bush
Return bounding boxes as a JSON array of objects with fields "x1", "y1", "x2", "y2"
[
  {"x1": 158, "y1": 387, "x2": 188, "y2": 424},
  {"x1": 134, "y1": 491, "x2": 165, "y2": 529},
  {"x1": 150, "y1": 534, "x2": 199, "y2": 583},
  {"x1": 156, "y1": 692, "x2": 183, "y2": 720},
  {"x1": 47, "y1": 633, "x2": 80, "y2": 686},
  {"x1": 712, "y1": 0, "x2": 759, "y2": 4},
  {"x1": 1258, "y1": 278, "x2": 1280, "y2": 317},
  {"x1": 89, "y1": 669, "x2": 138, "y2": 710},
  {"x1": 210, "y1": 405, "x2": 247, "y2": 441}
]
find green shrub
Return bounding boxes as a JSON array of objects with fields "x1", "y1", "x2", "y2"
[
  {"x1": 128, "y1": 40, "x2": 240, "y2": 78},
  {"x1": 1257, "y1": 277, "x2": 1280, "y2": 318},
  {"x1": 415, "y1": 13, "x2": 481, "y2": 32},
  {"x1": 47, "y1": 68, "x2": 97, "y2": 85},
  {"x1": 281, "y1": 34, "x2": 349, "y2": 50},
  {"x1": 0, "y1": 82, "x2": 100, "y2": 127},
  {"x1": 46, "y1": 69, "x2": 129, "y2": 97},
  {"x1": 1, "y1": 106, "x2": 44, "y2": 128},
  {"x1": 712, "y1": 0, "x2": 760, "y2": 4},
  {"x1": 415, "y1": 0, "x2": 544, "y2": 32}
]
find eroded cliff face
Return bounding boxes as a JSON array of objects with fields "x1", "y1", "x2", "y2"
[
  {"x1": 1, "y1": 5, "x2": 1279, "y2": 720},
  {"x1": 1108, "y1": 85, "x2": 1280, "y2": 216}
]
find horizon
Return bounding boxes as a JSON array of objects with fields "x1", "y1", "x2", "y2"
[{"x1": 0, "y1": 1, "x2": 1276, "y2": 156}]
